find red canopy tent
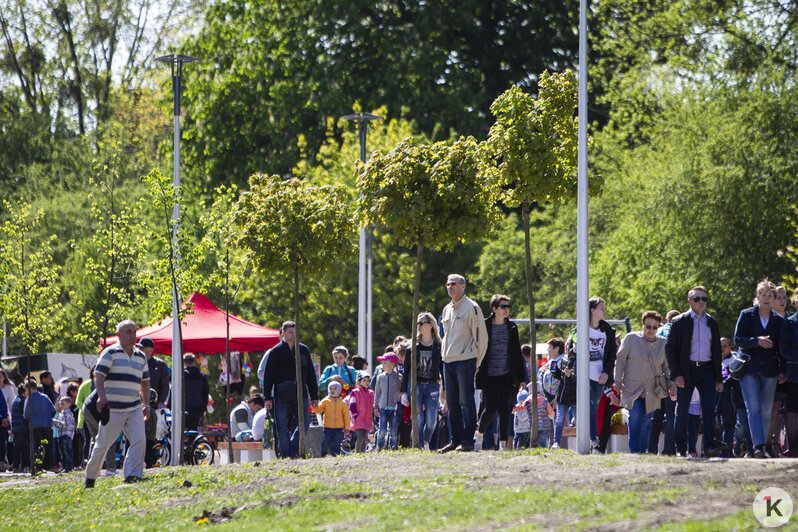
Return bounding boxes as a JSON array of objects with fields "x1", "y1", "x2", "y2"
[{"x1": 101, "y1": 292, "x2": 280, "y2": 354}]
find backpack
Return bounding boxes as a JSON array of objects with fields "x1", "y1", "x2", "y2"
[{"x1": 539, "y1": 356, "x2": 562, "y2": 397}]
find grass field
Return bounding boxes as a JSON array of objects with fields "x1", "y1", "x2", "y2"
[{"x1": 1, "y1": 449, "x2": 795, "y2": 531}]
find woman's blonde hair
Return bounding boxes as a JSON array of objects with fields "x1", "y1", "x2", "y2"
[{"x1": 417, "y1": 312, "x2": 441, "y2": 344}]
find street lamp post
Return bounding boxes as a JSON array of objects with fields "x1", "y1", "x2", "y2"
[
  {"x1": 155, "y1": 53, "x2": 199, "y2": 466},
  {"x1": 576, "y1": 0, "x2": 591, "y2": 455},
  {"x1": 342, "y1": 112, "x2": 383, "y2": 371}
]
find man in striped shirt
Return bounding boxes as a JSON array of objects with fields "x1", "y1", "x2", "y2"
[{"x1": 85, "y1": 320, "x2": 151, "y2": 488}]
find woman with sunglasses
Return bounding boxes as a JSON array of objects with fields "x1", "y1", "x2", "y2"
[
  {"x1": 614, "y1": 310, "x2": 670, "y2": 453},
  {"x1": 401, "y1": 312, "x2": 443, "y2": 450},
  {"x1": 734, "y1": 278, "x2": 785, "y2": 458},
  {"x1": 475, "y1": 295, "x2": 527, "y2": 450}
]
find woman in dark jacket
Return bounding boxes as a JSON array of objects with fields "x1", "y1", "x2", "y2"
[
  {"x1": 476, "y1": 294, "x2": 527, "y2": 450},
  {"x1": 734, "y1": 278, "x2": 784, "y2": 458}
]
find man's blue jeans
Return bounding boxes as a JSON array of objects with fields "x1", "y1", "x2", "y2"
[
  {"x1": 739, "y1": 373, "x2": 778, "y2": 447},
  {"x1": 273, "y1": 396, "x2": 310, "y2": 458},
  {"x1": 416, "y1": 382, "x2": 440, "y2": 444},
  {"x1": 443, "y1": 358, "x2": 477, "y2": 445},
  {"x1": 627, "y1": 397, "x2": 653, "y2": 454},
  {"x1": 674, "y1": 363, "x2": 717, "y2": 454}
]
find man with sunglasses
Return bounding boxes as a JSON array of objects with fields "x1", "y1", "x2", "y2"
[
  {"x1": 665, "y1": 285, "x2": 726, "y2": 457},
  {"x1": 438, "y1": 274, "x2": 488, "y2": 453}
]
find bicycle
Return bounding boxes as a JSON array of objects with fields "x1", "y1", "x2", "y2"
[{"x1": 152, "y1": 409, "x2": 216, "y2": 467}]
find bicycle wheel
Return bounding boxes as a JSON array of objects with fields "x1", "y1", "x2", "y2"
[
  {"x1": 192, "y1": 437, "x2": 215, "y2": 466},
  {"x1": 153, "y1": 441, "x2": 170, "y2": 468}
]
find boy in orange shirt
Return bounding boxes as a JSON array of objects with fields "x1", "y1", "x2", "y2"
[{"x1": 312, "y1": 381, "x2": 350, "y2": 456}]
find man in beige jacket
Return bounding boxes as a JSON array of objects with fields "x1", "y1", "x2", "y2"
[{"x1": 438, "y1": 274, "x2": 488, "y2": 453}]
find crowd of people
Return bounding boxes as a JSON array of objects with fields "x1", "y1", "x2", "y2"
[
  {"x1": 2, "y1": 275, "x2": 797, "y2": 488},
  {"x1": 238, "y1": 275, "x2": 798, "y2": 460}
]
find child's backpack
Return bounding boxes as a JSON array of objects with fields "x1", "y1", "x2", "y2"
[{"x1": 539, "y1": 357, "x2": 561, "y2": 398}]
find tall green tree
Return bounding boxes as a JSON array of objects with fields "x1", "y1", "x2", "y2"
[
  {"x1": 181, "y1": 0, "x2": 579, "y2": 187},
  {"x1": 236, "y1": 174, "x2": 354, "y2": 457},
  {"x1": 591, "y1": 86, "x2": 798, "y2": 334},
  {"x1": 0, "y1": 0, "x2": 199, "y2": 134},
  {"x1": 357, "y1": 135, "x2": 501, "y2": 448},
  {"x1": 485, "y1": 71, "x2": 589, "y2": 445}
]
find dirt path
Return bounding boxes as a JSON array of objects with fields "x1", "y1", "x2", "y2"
[{"x1": 3, "y1": 451, "x2": 796, "y2": 530}]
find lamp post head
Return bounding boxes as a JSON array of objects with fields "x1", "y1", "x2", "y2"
[
  {"x1": 342, "y1": 112, "x2": 383, "y2": 124},
  {"x1": 155, "y1": 54, "x2": 200, "y2": 78}
]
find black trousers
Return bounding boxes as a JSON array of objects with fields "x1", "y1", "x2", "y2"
[
  {"x1": 185, "y1": 408, "x2": 204, "y2": 432},
  {"x1": 478, "y1": 373, "x2": 514, "y2": 442},
  {"x1": 32, "y1": 427, "x2": 53, "y2": 470}
]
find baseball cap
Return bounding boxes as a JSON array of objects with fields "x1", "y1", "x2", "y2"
[
  {"x1": 137, "y1": 337, "x2": 155, "y2": 348},
  {"x1": 377, "y1": 353, "x2": 399, "y2": 364}
]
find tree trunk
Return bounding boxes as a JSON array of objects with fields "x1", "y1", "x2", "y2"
[
  {"x1": 225, "y1": 246, "x2": 233, "y2": 464},
  {"x1": 293, "y1": 266, "x2": 306, "y2": 458},
  {"x1": 522, "y1": 202, "x2": 539, "y2": 446},
  {"x1": 409, "y1": 240, "x2": 424, "y2": 448},
  {"x1": 20, "y1": 230, "x2": 35, "y2": 475}
]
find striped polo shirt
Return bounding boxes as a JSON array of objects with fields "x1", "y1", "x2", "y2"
[{"x1": 95, "y1": 343, "x2": 150, "y2": 412}]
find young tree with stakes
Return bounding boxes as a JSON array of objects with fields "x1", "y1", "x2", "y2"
[
  {"x1": 357, "y1": 136, "x2": 501, "y2": 448},
  {"x1": 0, "y1": 200, "x2": 62, "y2": 475},
  {"x1": 235, "y1": 174, "x2": 353, "y2": 458},
  {"x1": 486, "y1": 70, "x2": 599, "y2": 445}
]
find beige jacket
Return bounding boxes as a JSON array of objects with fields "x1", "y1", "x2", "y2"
[
  {"x1": 441, "y1": 295, "x2": 488, "y2": 365},
  {"x1": 614, "y1": 332, "x2": 669, "y2": 414}
]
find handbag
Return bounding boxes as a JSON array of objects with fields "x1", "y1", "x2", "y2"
[
  {"x1": 726, "y1": 352, "x2": 750, "y2": 381},
  {"x1": 646, "y1": 345, "x2": 670, "y2": 399}
]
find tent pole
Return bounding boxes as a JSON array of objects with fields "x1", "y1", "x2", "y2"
[{"x1": 225, "y1": 248, "x2": 233, "y2": 463}]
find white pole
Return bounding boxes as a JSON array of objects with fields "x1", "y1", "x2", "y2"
[
  {"x1": 358, "y1": 228, "x2": 367, "y2": 364},
  {"x1": 576, "y1": 0, "x2": 591, "y2": 455},
  {"x1": 171, "y1": 108, "x2": 184, "y2": 466},
  {"x1": 367, "y1": 230, "x2": 374, "y2": 367}
]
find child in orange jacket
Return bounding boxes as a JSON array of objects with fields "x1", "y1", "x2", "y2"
[{"x1": 312, "y1": 381, "x2": 351, "y2": 457}]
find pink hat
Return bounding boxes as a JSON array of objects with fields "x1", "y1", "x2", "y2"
[{"x1": 377, "y1": 353, "x2": 399, "y2": 364}]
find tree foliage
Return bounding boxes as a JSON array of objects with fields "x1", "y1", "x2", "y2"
[
  {"x1": 0, "y1": 200, "x2": 63, "y2": 355},
  {"x1": 236, "y1": 174, "x2": 355, "y2": 456},
  {"x1": 181, "y1": 0, "x2": 579, "y2": 186},
  {"x1": 0, "y1": 0, "x2": 198, "y2": 134},
  {"x1": 591, "y1": 86, "x2": 798, "y2": 335},
  {"x1": 357, "y1": 135, "x2": 500, "y2": 446}
]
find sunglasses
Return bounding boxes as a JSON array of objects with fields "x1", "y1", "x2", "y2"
[
  {"x1": 417, "y1": 321, "x2": 430, "y2": 326},
  {"x1": 498, "y1": 304, "x2": 511, "y2": 309},
  {"x1": 692, "y1": 296, "x2": 708, "y2": 302}
]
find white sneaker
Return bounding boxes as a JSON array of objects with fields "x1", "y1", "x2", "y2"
[
  {"x1": 104, "y1": 470, "x2": 119, "y2": 477},
  {"x1": 423, "y1": 443, "x2": 430, "y2": 451},
  {"x1": 551, "y1": 443, "x2": 560, "y2": 450}
]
